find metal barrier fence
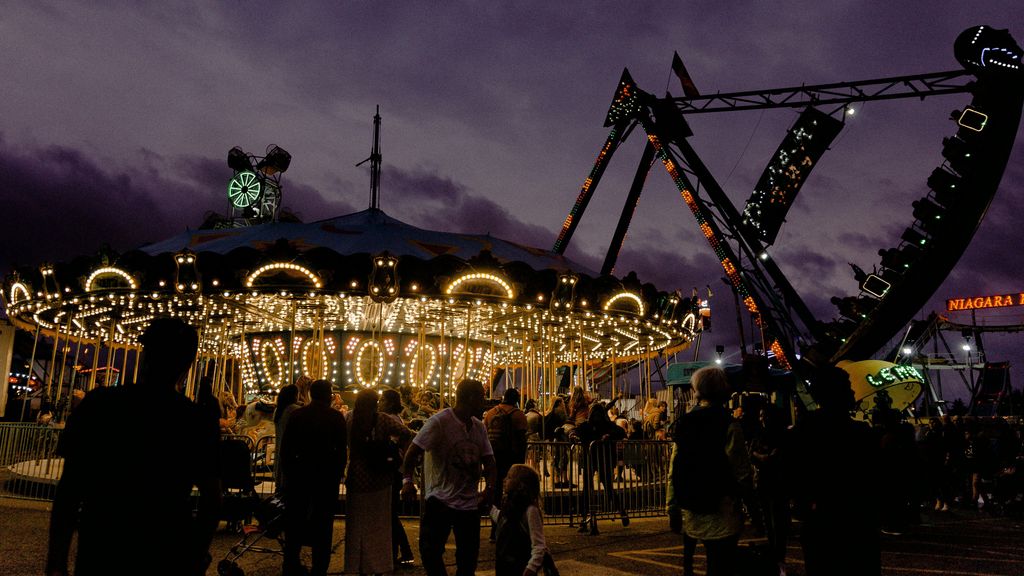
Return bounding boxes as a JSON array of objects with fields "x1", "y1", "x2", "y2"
[
  {"x1": 0, "y1": 423, "x2": 64, "y2": 501},
  {"x1": 0, "y1": 423, "x2": 673, "y2": 525},
  {"x1": 526, "y1": 439, "x2": 671, "y2": 526}
]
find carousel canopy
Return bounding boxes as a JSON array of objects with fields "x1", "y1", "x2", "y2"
[
  {"x1": 142, "y1": 208, "x2": 594, "y2": 276},
  {"x1": 4, "y1": 207, "x2": 702, "y2": 393}
]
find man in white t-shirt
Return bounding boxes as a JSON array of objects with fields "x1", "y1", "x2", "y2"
[{"x1": 401, "y1": 379, "x2": 496, "y2": 576}]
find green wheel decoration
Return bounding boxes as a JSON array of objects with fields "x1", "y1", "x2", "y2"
[{"x1": 228, "y1": 171, "x2": 261, "y2": 208}]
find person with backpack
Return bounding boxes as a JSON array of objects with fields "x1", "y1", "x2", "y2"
[{"x1": 484, "y1": 388, "x2": 529, "y2": 541}]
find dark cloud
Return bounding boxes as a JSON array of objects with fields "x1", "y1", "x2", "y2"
[
  {"x1": 381, "y1": 167, "x2": 558, "y2": 248},
  {"x1": 0, "y1": 135, "x2": 353, "y2": 273}
]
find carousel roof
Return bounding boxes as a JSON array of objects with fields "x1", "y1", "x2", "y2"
[
  {"x1": 142, "y1": 208, "x2": 594, "y2": 276},
  {"x1": 4, "y1": 204, "x2": 702, "y2": 394}
]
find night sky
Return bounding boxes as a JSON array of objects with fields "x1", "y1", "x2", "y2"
[{"x1": 2, "y1": 3, "x2": 1021, "y2": 403}]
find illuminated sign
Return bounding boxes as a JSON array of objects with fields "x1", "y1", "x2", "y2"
[
  {"x1": 947, "y1": 292, "x2": 1024, "y2": 311},
  {"x1": 839, "y1": 359, "x2": 924, "y2": 421},
  {"x1": 741, "y1": 106, "x2": 844, "y2": 245},
  {"x1": 865, "y1": 365, "x2": 923, "y2": 388}
]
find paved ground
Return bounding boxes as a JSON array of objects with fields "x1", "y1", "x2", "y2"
[{"x1": 3, "y1": 498, "x2": 1023, "y2": 575}]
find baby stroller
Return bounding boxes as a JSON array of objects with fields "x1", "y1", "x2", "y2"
[
  {"x1": 219, "y1": 436, "x2": 259, "y2": 531},
  {"x1": 217, "y1": 494, "x2": 287, "y2": 576}
]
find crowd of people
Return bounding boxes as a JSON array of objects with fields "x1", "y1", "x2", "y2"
[{"x1": 41, "y1": 320, "x2": 1024, "y2": 576}]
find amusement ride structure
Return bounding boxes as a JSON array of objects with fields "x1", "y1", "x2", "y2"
[
  {"x1": 2, "y1": 26, "x2": 1022, "y2": 414},
  {"x1": 552, "y1": 25, "x2": 1023, "y2": 408}
]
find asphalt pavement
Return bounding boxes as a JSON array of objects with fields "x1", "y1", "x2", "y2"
[{"x1": 3, "y1": 498, "x2": 1023, "y2": 575}]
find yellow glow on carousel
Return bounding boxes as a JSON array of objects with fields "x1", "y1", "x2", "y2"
[
  {"x1": 1, "y1": 139, "x2": 707, "y2": 408},
  {"x1": 2, "y1": 208, "x2": 705, "y2": 406}
]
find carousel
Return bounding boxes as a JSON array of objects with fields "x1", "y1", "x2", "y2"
[{"x1": 3, "y1": 120, "x2": 703, "y2": 411}]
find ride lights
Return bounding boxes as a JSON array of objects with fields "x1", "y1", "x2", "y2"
[
  {"x1": 245, "y1": 263, "x2": 323, "y2": 289},
  {"x1": 900, "y1": 227, "x2": 929, "y2": 248},
  {"x1": 831, "y1": 295, "x2": 878, "y2": 321},
  {"x1": 927, "y1": 167, "x2": 961, "y2": 208},
  {"x1": 604, "y1": 291, "x2": 645, "y2": 316},
  {"x1": 911, "y1": 198, "x2": 945, "y2": 229},
  {"x1": 444, "y1": 272, "x2": 514, "y2": 299},
  {"x1": 941, "y1": 136, "x2": 975, "y2": 175},
  {"x1": 174, "y1": 250, "x2": 200, "y2": 295},
  {"x1": 879, "y1": 245, "x2": 921, "y2": 271}
]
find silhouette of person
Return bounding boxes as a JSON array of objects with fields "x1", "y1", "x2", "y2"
[
  {"x1": 672, "y1": 366, "x2": 752, "y2": 576},
  {"x1": 483, "y1": 387, "x2": 528, "y2": 541},
  {"x1": 750, "y1": 403, "x2": 790, "y2": 573},
  {"x1": 786, "y1": 365, "x2": 880, "y2": 576},
  {"x1": 45, "y1": 318, "x2": 220, "y2": 576},
  {"x1": 273, "y1": 382, "x2": 300, "y2": 492},
  {"x1": 401, "y1": 378, "x2": 497, "y2": 576},
  {"x1": 576, "y1": 402, "x2": 629, "y2": 535},
  {"x1": 279, "y1": 379, "x2": 347, "y2": 576},
  {"x1": 379, "y1": 388, "x2": 416, "y2": 566},
  {"x1": 345, "y1": 388, "x2": 414, "y2": 575}
]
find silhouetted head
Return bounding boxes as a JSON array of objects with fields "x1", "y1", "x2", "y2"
[
  {"x1": 274, "y1": 384, "x2": 299, "y2": 423},
  {"x1": 379, "y1": 388, "x2": 402, "y2": 415},
  {"x1": 809, "y1": 366, "x2": 855, "y2": 412},
  {"x1": 309, "y1": 379, "x2": 333, "y2": 404},
  {"x1": 454, "y1": 379, "x2": 485, "y2": 419},
  {"x1": 502, "y1": 387, "x2": 521, "y2": 406},
  {"x1": 354, "y1": 388, "x2": 378, "y2": 414},
  {"x1": 502, "y1": 463, "x2": 541, "y2": 514},
  {"x1": 137, "y1": 318, "x2": 198, "y2": 389},
  {"x1": 691, "y1": 366, "x2": 730, "y2": 405}
]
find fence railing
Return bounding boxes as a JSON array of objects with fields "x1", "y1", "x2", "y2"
[
  {"x1": 0, "y1": 423, "x2": 64, "y2": 501},
  {"x1": 0, "y1": 423, "x2": 673, "y2": 524}
]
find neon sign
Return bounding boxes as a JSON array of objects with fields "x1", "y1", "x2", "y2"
[
  {"x1": 866, "y1": 365, "x2": 923, "y2": 388},
  {"x1": 947, "y1": 292, "x2": 1024, "y2": 311}
]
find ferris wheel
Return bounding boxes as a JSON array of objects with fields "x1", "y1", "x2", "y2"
[{"x1": 552, "y1": 25, "x2": 1024, "y2": 400}]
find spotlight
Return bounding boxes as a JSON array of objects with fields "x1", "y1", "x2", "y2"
[
  {"x1": 257, "y1": 145, "x2": 291, "y2": 176},
  {"x1": 715, "y1": 345, "x2": 725, "y2": 365},
  {"x1": 228, "y1": 147, "x2": 253, "y2": 172},
  {"x1": 902, "y1": 346, "x2": 913, "y2": 355}
]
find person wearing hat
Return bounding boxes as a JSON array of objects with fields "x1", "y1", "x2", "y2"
[{"x1": 46, "y1": 318, "x2": 220, "y2": 576}]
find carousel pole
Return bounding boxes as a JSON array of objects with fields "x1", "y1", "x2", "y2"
[
  {"x1": 239, "y1": 322, "x2": 247, "y2": 401},
  {"x1": 88, "y1": 335, "x2": 100, "y2": 390},
  {"x1": 104, "y1": 317, "x2": 116, "y2": 387},
  {"x1": 132, "y1": 342, "x2": 141, "y2": 385},
  {"x1": 54, "y1": 314, "x2": 74, "y2": 404},
  {"x1": 120, "y1": 341, "x2": 128, "y2": 385},
  {"x1": 465, "y1": 305, "x2": 472, "y2": 393},
  {"x1": 45, "y1": 321, "x2": 61, "y2": 399},
  {"x1": 611, "y1": 354, "x2": 616, "y2": 402},
  {"x1": 578, "y1": 323, "x2": 586, "y2": 396},
  {"x1": 20, "y1": 325, "x2": 41, "y2": 422},
  {"x1": 438, "y1": 301, "x2": 446, "y2": 403},
  {"x1": 539, "y1": 324, "x2": 546, "y2": 410},
  {"x1": 65, "y1": 325, "x2": 83, "y2": 405},
  {"x1": 288, "y1": 304, "x2": 298, "y2": 387},
  {"x1": 488, "y1": 333, "x2": 495, "y2": 397},
  {"x1": 69, "y1": 328, "x2": 85, "y2": 394}
]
